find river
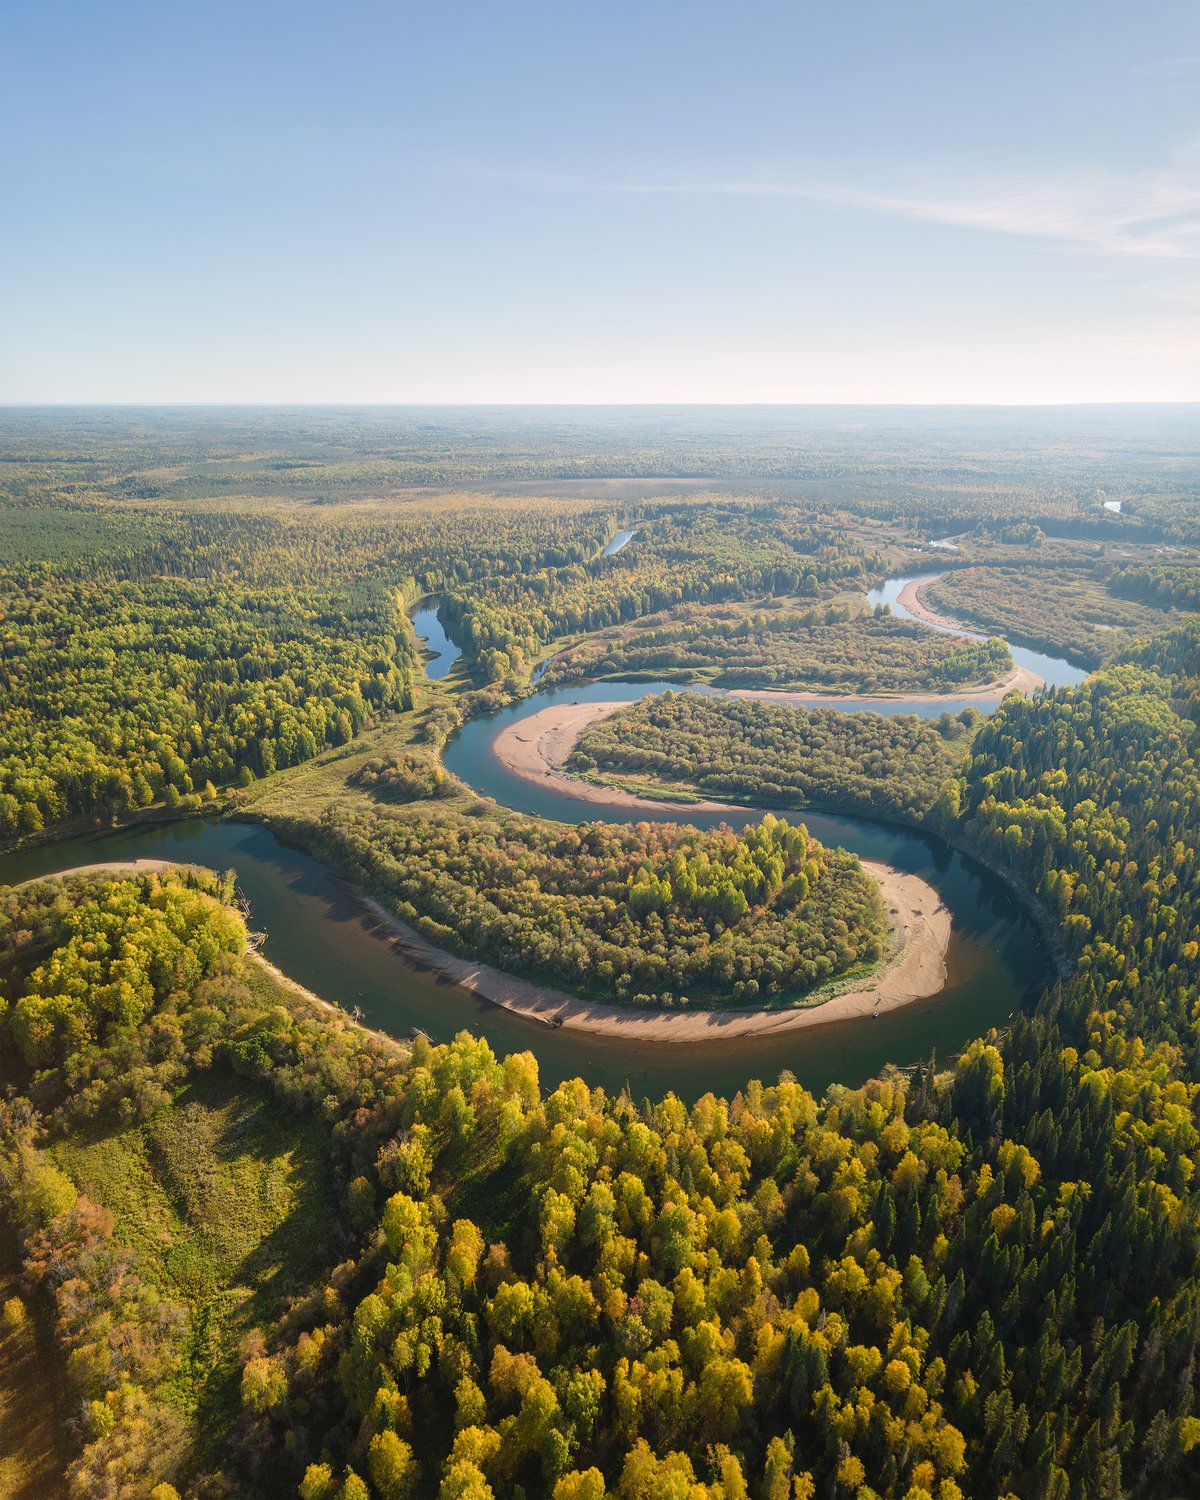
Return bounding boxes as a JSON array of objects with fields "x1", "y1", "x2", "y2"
[
  {"x1": 410, "y1": 600, "x2": 461, "y2": 679},
  {"x1": 3, "y1": 572, "x2": 1073, "y2": 1101},
  {"x1": 602, "y1": 527, "x2": 638, "y2": 556},
  {"x1": 866, "y1": 574, "x2": 1088, "y2": 692},
  {"x1": 1, "y1": 812, "x2": 1045, "y2": 1101}
]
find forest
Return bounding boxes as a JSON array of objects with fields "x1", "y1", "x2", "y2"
[
  {"x1": 4, "y1": 414, "x2": 1200, "y2": 1499},
  {"x1": 436, "y1": 508, "x2": 879, "y2": 685},
  {"x1": 271, "y1": 806, "x2": 888, "y2": 1009},
  {"x1": 6, "y1": 614, "x2": 1200, "y2": 1500},
  {"x1": 0, "y1": 576, "x2": 414, "y2": 835},
  {"x1": 569, "y1": 694, "x2": 980, "y2": 825},
  {"x1": 920, "y1": 568, "x2": 1179, "y2": 669},
  {"x1": 540, "y1": 601, "x2": 1012, "y2": 696}
]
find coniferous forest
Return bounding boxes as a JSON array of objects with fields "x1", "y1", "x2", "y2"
[{"x1": 2, "y1": 410, "x2": 1200, "y2": 1500}]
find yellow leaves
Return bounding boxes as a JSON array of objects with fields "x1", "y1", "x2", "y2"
[
  {"x1": 487, "y1": 1281, "x2": 537, "y2": 1347},
  {"x1": 990, "y1": 1204, "x2": 1018, "y2": 1238},
  {"x1": 892, "y1": 1150, "x2": 924, "y2": 1196},
  {"x1": 884, "y1": 1357, "x2": 913, "y2": 1395},
  {"x1": 446, "y1": 1219, "x2": 485, "y2": 1288},
  {"x1": 382, "y1": 1192, "x2": 437, "y2": 1266},
  {"x1": 553, "y1": 1470, "x2": 607, "y2": 1500},
  {"x1": 925, "y1": 1419, "x2": 967, "y2": 1474},
  {"x1": 368, "y1": 1430, "x2": 419, "y2": 1500},
  {"x1": 844, "y1": 1343, "x2": 884, "y2": 1385},
  {"x1": 241, "y1": 1355, "x2": 288, "y2": 1412},
  {"x1": 995, "y1": 1140, "x2": 1041, "y2": 1190},
  {"x1": 836, "y1": 1454, "x2": 866, "y2": 1490},
  {"x1": 880, "y1": 1116, "x2": 911, "y2": 1159},
  {"x1": 295, "y1": 1327, "x2": 327, "y2": 1378},
  {"x1": 826, "y1": 1254, "x2": 870, "y2": 1308}
]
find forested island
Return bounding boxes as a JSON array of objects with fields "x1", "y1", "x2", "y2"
[{"x1": 3, "y1": 408, "x2": 1200, "y2": 1499}]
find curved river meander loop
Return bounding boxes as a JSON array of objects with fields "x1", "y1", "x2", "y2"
[{"x1": 2, "y1": 574, "x2": 1074, "y2": 1100}]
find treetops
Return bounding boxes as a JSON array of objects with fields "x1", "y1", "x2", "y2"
[{"x1": 287, "y1": 805, "x2": 889, "y2": 1009}]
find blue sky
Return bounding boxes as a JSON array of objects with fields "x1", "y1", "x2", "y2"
[{"x1": 3, "y1": 1, "x2": 1199, "y2": 403}]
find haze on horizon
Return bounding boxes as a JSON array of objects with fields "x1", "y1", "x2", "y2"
[{"x1": 3, "y1": 1, "x2": 1200, "y2": 407}]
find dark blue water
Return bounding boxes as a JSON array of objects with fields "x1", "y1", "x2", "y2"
[{"x1": 411, "y1": 600, "x2": 462, "y2": 680}]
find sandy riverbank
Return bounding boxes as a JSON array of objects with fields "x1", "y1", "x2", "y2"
[
  {"x1": 13, "y1": 858, "x2": 199, "y2": 886},
  {"x1": 493, "y1": 701, "x2": 750, "y2": 816},
  {"x1": 728, "y1": 660, "x2": 1042, "y2": 708},
  {"x1": 494, "y1": 640, "x2": 1040, "y2": 829},
  {"x1": 245, "y1": 951, "x2": 408, "y2": 1057},
  {"x1": 16, "y1": 844, "x2": 950, "y2": 1043},
  {"x1": 895, "y1": 580, "x2": 1044, "y2": 695},
  {"x1": 354, "y1": 861, "x2": 950, "y2": 1041}
]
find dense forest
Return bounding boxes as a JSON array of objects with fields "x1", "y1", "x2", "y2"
[
  {"x1": 1109, "y1": 562, "x2": 1200, "y2": 613},
  {"x1": 5, "y1": 407, "x2": 1200, "y2": 537},
  {"x1": 6, "y1": 623, "x2": 1200, "y2": 1500},
  {"x1": 570, "y1": 694, "x2": 980, "y2": 824},
  {"x1": 270, "y1": 806, "x2": 887, "y2": 1009},
  {"x1": 0, "y1": 577, "x2": 414, "y2": 835},
  {"x1": 540, "y1": 601, "x2": 1012, "y2": 696},
  {"x1": 0, "y1": 494, "x2": 884, "y2": 834},
  {"x1": 437, "y1": 509, "x2": 878, "y2": 685},
  {"x1": 5, "y1": 416, "x2": 1200, "y2": 1499}
]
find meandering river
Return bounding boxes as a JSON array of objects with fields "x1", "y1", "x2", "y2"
[
  {"x1": 866, "y1": 575, "x2": 1088, "y2": 692},
  {"x1": 3, "y1": 572, "x2": 1073, "y2": 1100}
]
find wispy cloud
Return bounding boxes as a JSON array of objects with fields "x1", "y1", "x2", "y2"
[{"x1": 466, "y1": 152, "x2": 1200, "y2": 261}]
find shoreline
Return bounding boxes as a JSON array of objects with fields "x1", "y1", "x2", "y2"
[
  {"x1": 493, "y1": 701, "x2": 750, "y2": 816},
  {"x1": 895, "y1": 580, "x2": 1046, "y2": 695},
  {"x1": 18, "y1": 853, "x2": 951, "y2": 1046},
  {"x1": 726, "y1": 659, "x2": 1042, "y2": 707},
  {"x1": 12, "y1": 859, "x2": 410, "y2": 1057},
  {"x1": 349, "y1": 863, "x2": 951, "y2": 1041}
]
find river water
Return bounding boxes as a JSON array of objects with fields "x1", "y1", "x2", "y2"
[
  {"x1": 867, "y1": 575, "x2": 1088, "y2": 692},
  {"x1": 3, "y1": 573, "x2": 1074, "y2": 1101},
  {"x1": 602, "y1": 528, "x2": 637, "y2": 556},
  {"x1": 1, "y1": 811, "x2": 1045, "y2": 1101},
  {"x1": 410, "y1": 600, "x2": 462, "y2": 679}
]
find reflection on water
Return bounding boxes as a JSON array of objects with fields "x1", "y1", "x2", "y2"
[
  {"x1": 602, "y1": 528, "x2": 637, "y2": 556},
  {"x1": 411, "y1": 600, "x2": 461, "y2": 680},
  {"x1": 4, "y1": 807, "x2": 1048, "y2": 1103}
]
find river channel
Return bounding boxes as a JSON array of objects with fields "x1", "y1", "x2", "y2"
[{"x1": 2, "y1": 574, "x2": 1075, "y2": 1101}]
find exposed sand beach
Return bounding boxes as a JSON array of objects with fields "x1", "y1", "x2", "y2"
[
  {"x1": 21, "y1": 844, "x2": 950, "y2": 1045},
  {"x1": 356, "y1": 861, "x2": 950, "y2": 1041},
  {"x1": 727, "y1": 660, "x2": 1042, "y2": 708},
  {"x1": 894, "y1": 579, "x2": 1045, "y2": 695},
  {"x1": 493, "y1": 701, "x2": 748, "y2": 815},
  {"x1": 14, "y1": 857, "x2": 186, "y2": 885}
]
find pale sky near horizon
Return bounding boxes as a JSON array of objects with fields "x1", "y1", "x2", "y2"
[{"x1": 3, "y1": 1, "x2": 1200, "y2": 405}]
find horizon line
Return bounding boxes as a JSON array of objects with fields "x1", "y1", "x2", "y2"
[{"x1": 3, "y1": 399, "x2": 1200, "y2": 411}]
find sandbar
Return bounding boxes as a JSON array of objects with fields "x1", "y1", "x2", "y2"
[
  {"x1": 493, "y1": 701, "x2": 748, "y2": 815},
  {"x1": 356, "y1": 861, "x2": 950, "y2": 1040},
  {"x1": 895, "y1": 579, "x2": 1045, "y2": 695}
]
